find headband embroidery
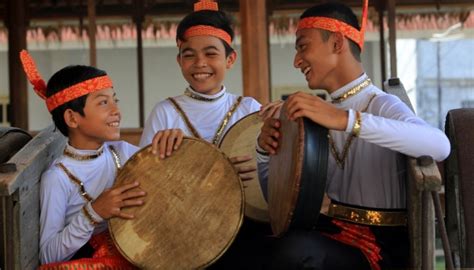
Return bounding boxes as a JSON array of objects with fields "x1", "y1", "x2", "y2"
[
  {"x1": 297, "y1": 0, "x2": 369, "y2": 50},
  {"x1": 20, "y1": 50, "x2": 113, "y2": 112},
  {"x1": 177, "y1": 0, "x2": 232, "y2": 47}
]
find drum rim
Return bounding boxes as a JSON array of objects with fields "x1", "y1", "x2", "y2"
[
  {"x1": 217, "y1": 111, "x2": 260, "y2": 148},
  {"x1": 108, "y1": 137, "x2": 245, "y2": 269},
  {"x1": 218, "y1": 111, "x2": 270, "y2": 223}
]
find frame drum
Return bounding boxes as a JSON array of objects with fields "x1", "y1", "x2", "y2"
[
  {"x1": 219, "y1": 112, "x2": 269, "y2": 222},
  {"x1": 268, "y1": 105, "x2": 328, "y2": 236},
  {"x1": 109, "y1": 138, "x2": 244, "y2": 269}
]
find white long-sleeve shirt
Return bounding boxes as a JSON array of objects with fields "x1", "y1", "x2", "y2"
[
  {"x1": 39, "y1": 141, "x2": 139, "y2": 264},
  {"x1": 257, "y1": 74, "x2": 450, "y2": 209},
  {"x1": 139, "y1": 86, "x2": 261, "y2": 147}
]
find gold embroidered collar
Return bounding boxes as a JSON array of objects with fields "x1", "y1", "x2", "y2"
[
  {"x1": 184, "y1": 87, "x2": 225, "y2": 102},
  {"x1": 331, "y1": 78, "x2": 372, "y2": 104},
  {"x1": 63, "y1": 144, "x2": 104, "y2": 161}
]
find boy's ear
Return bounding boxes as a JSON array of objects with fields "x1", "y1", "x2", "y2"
[
  {"x1": 63, "y1": 109, "x2": 80, "y2": 129},
  {"x1": 176, "y1": 53, "x2": 183, "y2": 68},
  {"x1": 226, "y1": 51, "x2": 237, "y2": 69},
  {"x1": 332, "y1": 32, "x2": 344, "y2": 54}
]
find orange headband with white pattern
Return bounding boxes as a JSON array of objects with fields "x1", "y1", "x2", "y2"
[
  {"x1": 20, "y1": 50, "x2": 113, "y2": 112},
  {"x1": 177, "y1": 0, "x2": 232, "y2": 47},
  {"x1": 297, "y1": 0, "x2": 369, "y2": 50}
]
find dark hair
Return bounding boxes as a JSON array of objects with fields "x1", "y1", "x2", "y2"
[
  {"x1": 46, "y1": 65, "x2": 107, "y2": 136},
  {"x1": 176, "y1": 10, "x2": 235, "y2": 56},
  {"x1": 301, "y1": 2, "x2": 362, "y2": 62}
]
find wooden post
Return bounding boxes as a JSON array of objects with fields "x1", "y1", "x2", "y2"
[
  {"x1": 88, "y1": 0, "x2": 97, "y2": 67},
  {"x1": 387, "y1": 0, "x2": 397, "y2": 78},
  {"x1": 376, "y1": 2, "x2": 387, "y2": 88},
  {"x1": 240, "y1": 0, "x2": 270, "y2": 104},
  {"x1": 5, "y1": 0, "x2": 28, "y2": 130},
  {"x1": 134, "y1": 0, "x2": 145, "y2": 127}
]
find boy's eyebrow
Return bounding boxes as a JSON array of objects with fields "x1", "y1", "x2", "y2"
[
  {"x1": 181, "y1": 47, "x2": 195, "y2": 54},
  {"x1": 203, "y1": 45, "x2": 219, "y2": 51},
  {"x1": 93, "y1": 93, "x2": 114, "y2": 99}
]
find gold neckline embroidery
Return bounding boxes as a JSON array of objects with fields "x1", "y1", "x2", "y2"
[
  {"x1": 331, "y1": 78, "x2": 371, "y2": 104},
  {"x1": 184, "y1": 88, "x2": 225, "y2": 102},
  {"x1": 64, "y1": 145, "x2": 104, "y2": 161}
]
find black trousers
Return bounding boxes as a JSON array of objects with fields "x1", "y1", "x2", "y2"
[{"x1": 208, "y1": 215, "x2": 409, "y2": 270}]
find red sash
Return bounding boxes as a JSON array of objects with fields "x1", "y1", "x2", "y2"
[
  {"x1": 324, "y1": 219, "x2": 382, "y2": 270},
  {"x1": 39, "y1": 231, "x2": 137, "y2": 270}
]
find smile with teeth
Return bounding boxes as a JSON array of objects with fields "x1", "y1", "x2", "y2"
[
  {"x1": 108, "y1": 121, "x2": 120, "y2": 128},
  {"x1": 192, "y1": 73, "x2": 212, "y2": 80},
  {"x1": 303, "y1": 66, "x2": 311, "y2": 76}
]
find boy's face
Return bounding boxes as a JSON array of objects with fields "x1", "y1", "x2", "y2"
[
  {"x1": 177, "y1": 35, "x2": 236, "y2": 95},
  {"x1": 293, "y1": 28, "x2": 338, "y2": 91},
  {"x1": 67, "y1": 88, "x2": 121, "y2": 149}
]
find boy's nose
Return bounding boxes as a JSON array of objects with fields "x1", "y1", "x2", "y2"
[
  {"x1": 294, "y1": 55, "x2": 303, "y2": 68},
  {"x1": 195, "y1": 56, "x2": 207, "y2": 67}
]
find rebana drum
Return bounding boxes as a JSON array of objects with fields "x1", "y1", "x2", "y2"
[
  {"x1": 268, "y1": 104, "x2": 329, "y2": 236},
  {"x1": 109, "y1": 138, "x2": 244, "y2": 269}
]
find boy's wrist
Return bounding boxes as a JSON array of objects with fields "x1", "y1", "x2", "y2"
[{"x1": 85, "y1": 201, "x2": 104, "y2": 224}]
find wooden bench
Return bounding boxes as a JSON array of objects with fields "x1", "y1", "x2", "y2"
[{"x1": 384, "y1": 78, "x2": 447, "y2": 269}]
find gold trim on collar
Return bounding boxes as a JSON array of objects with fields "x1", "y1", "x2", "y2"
[
  {"x1": 331, "y1": 78, "x2": 372, "y2": 104},
  {"x1": 184, "y1": 88, "x2": 225, "y2": 102},
  {"x1": 329, "y1": 93, "x2": 376, "y2": 169},
  {"x1": 168, "y1": 96, "x2": 243, "y2": 145},
  {"x1": 64, "y1": 146, "x2": 104, "y2": 161}
]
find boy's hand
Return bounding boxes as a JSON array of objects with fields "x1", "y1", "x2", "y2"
[
  {"x1": 259, "y1": 100, "x2": 283, "y2": 120},
  {"x1": 285, "y1": 92, "x2": 348, "y2": 131},
  {"x1": 257, "y1": 118, "x2": 281, "y2": 155},
  {"x1": 151, "y1": 128, "x2": 184, "y2": 159},
  {"x1": 229, "y1": 155, "x2": 256, "y2": 181},
  {"x1": 92, "y1": 181, "x2": 146, "y2": 220}
]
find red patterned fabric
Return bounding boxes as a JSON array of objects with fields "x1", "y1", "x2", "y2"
[
  {"x1": 45, "y1": 75, "x2": 113, "y2": 111},
  {"x1": 39, "y1": 231, "x2": 137, "y2": 270},
  {"x1": 19, "y1": 50, "x2": 47, "y2": 100},
  {"x1": 194, "y1": 0, "x2": 218, "y2": 11},
  {"x1": 324, "y1": 219, "x2": 382, "y2": 270},
  {"x1": 178, "y1": 25, "x2": 232, "y2": 47},
  {"x1": 297, "y1": 0, "x2": 369, "y2": 50},
  {"x1": 19, "y1": 50, "x2": 114, "y2": 112}
]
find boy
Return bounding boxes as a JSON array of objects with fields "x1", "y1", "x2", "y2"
[
  {"x1": 256, "y1": 1, "x2": 451, "y2": 269},
  {"x1": 139, "y1": 1, "x2": 277, "y2": 268},
  {"x1": 139, "y1": 0, "x2": 278, "y2": 172},
  {"x1": 20, "y1": 50, "x2": 145, "y2": 269}
]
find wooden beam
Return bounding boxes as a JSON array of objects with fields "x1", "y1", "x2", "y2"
[
  {"x1": 88, "y1": 0, "x2": 97, "y2": 66},
  {"x1": 240, "y1": 0, "x2": 270, "y2": 104},
  {"x1": 6, "y1": 0, "x2": 28, "y2": 130},
  {"x1": 388, "y1": 0, "x2": 397, "y2": 78}
]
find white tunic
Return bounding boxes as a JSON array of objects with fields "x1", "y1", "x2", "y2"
[
  {"x1": 139, "y1": 86, "x2": 261, "y2": 147},
  {"x1": 257, "y1": 74, "x2": 450, "y2": 209},
  {"x1": 39, "y1": 141, "x2": 139, "y2": 264}
]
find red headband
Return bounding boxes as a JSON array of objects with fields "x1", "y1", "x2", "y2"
[
  {"x1": 20, "y1": 50, "x2": 113, "y2": 112},
  {"x1": 177, "y1": 0, "x2": 232, "y2": 47},
  {"x1": 297, "y1": 0, "x2": 369, "y2": 50}
]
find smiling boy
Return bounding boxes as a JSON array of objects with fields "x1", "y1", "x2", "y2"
[
  {"x1": 20, "y1": 51, "x2": 144, "y2": 269},
  {"x1": 256, "y1": 1, "x2": 451, "y2": 269}
]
